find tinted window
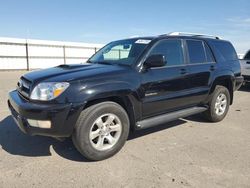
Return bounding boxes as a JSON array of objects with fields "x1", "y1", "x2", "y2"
[
  {"x1": 186, "y1": 40, "x2": 206, "y2": 64},
  {"x1": 149, "y1": 40, "x2": 184, "y2": 66},
  {"x1": 204, "y1": 43, "x2": 215, "y2": 62},
  {"x1": 244, "y1": 51, "x2": 250, "y2": 60},
  {"x1": 209, "y1": 41, "x2": 238, "y2": 62}
]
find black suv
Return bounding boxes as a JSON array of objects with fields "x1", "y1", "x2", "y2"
[{"x1": 8, "y1": 32, "x2": 243, "y2": 161}]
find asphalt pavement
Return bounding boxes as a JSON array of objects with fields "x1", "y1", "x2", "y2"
[{"x1": 0, "y1": 71, "x2": 249, "y2": 188}]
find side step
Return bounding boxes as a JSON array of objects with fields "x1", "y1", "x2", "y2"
[{"x1": 136, "y1": 106, "x2": 207, "y2": 130}]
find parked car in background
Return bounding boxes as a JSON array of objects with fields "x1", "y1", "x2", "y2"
[
  {"x1": 240, "y1": 50, "x2": 250, "y2": 83},
  {"x1": 8, "y1": 32, "x2": 243, "y2": 161},
  {"x1": 238, "y1": 54, "x2": 244, "y2": 59}
]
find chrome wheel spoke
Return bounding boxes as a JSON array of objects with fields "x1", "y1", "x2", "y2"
[
  {"x1": 96, "y1": 136, "x2": 105, "y2": 149},
  {"x1": 90, "y1": 129, "x2": 100, "y2": 140},
  {"x1": 218, "y1": 95, "x2": 223, "y2": 100},
  {"x1": 221, "y1": 100, "x2": 227, "y2": 105},
  {"x1": 109, "y1": 124, "x2": 121, "y2": 132},
  {"x1": 105, "y1": 134, "x2": 116, "y2": 145},
  {"x1": 216, "y1": 98, "x2": 220, "y2": 103},
  {"x1": 96, "y1": 118, "x2": 104, "y2": 128},
  {"x1": 220, "y1": 104, "x2": 226, "y2": 110},
  {"x1": 215, "y1": 107, "x2": 220, "y2": 114},
  {"x1": 105, "y1": 115, "x2": 115, "y2": 125}
]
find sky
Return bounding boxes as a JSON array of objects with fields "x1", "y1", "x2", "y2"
[{"x1": 0, "y1": 0, "x2": 249, "y2": 53}]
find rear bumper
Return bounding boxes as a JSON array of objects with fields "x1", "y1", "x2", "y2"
[
  {"x1": 8, "y1": 90, "x2": 85, "y2": 137},
  {"x1": 242, "y1": 75, "x2": 250, "y2": 82},
  {"x1": 235, "y1": 76, "x2": 244, "y2": 90}
]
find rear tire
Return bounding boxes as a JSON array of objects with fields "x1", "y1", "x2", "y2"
[
  {"x1": 72, "y1": 102, "x2": 130, "y2": 161},
  {"x1": 202, "y1": 85, "x2": 230, "y2": 122}
]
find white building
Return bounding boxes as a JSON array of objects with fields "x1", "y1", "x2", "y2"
[{"x1": 0, "y1": 37, "x2": 103, "y2": 70}]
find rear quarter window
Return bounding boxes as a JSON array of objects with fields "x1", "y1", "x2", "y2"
[{"x1": 208, "y1": 40, "x2": 238, "y2": 62}]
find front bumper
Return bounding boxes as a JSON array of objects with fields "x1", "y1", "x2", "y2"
[{"x1": 8, "y1": 90, "x2": 85, "y2": 137}]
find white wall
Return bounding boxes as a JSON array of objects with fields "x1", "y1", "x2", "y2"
[{"x1": 0, "y1": 37, "x2": 104, "y2": 70}]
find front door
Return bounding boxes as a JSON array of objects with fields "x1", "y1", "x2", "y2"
[{"x1": 141, "y1": 39, "x2": 190, "y2": 118}]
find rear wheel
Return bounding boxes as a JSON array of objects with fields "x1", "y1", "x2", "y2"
[
  {"x1": 72, "y1": 102, "x2": 130, "y2": 161},
  {"x1": 203, "y1": 85, "x2": 230, "y2": 122}
]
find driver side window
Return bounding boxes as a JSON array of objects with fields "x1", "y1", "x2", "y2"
[{"x1": 149, "y1": 39, "x2": 184, "y2": 66}]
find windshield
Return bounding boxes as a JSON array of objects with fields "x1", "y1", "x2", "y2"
[{"x1": 88, "y1": 38, "x2": 151, "y2": 65}]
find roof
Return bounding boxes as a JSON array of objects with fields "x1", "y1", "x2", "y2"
[{"x1": 126, "y1": 32, "x2": 225, "y2": 42}]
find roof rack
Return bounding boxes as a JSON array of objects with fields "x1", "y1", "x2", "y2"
[{"x1": 167, "y1": 32, "x2": 221, "y2": 39}]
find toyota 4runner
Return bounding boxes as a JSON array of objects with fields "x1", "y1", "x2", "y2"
[{"x1": 8, "y1": 32, "x2": 243, "y2": 161}]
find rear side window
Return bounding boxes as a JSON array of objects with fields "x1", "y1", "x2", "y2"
[
  {"x1": 244, "y1": 51, "x2": 250, "y2": 60},
  {"x1": 186, "y1": 40, "x2": 206, "y2": 64},
  {"x1": 209, "y1": 41, "x2": 238, "y2": 62}
]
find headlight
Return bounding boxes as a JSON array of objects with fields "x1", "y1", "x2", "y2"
[{"x1": 30, "y1": 82, "x2": 69, "y2": 101}]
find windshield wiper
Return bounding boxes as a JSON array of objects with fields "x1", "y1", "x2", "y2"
[
  {"x1": 95, "y1": 61, "x2": 113, "y2": 65},
  {"x1": 87, "y1": 60, "x2": 113, "y2": 65}
]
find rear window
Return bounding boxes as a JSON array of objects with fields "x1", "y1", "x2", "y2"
[{"x1": 209, "y1": 41, "x2": 238, "y2": 62}]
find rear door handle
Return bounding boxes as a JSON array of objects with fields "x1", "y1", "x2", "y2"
[
  {"x1": 210, "y1": 65, "x2": 216, "y2": 71},
  {"x1": 246, "y1": 62, "x2": 250, "y2": 64},
  {"x1": 180, "y1": 68, "x2": 187, "y2": 75}
]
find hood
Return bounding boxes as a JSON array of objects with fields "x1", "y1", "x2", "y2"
[{"x1": 23, "y1": 63, "x2": 131, "y2": 83}]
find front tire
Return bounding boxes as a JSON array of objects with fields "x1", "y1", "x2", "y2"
[
  {"x1": 72, "y1": 102, "x2": 130, "y2": 161},
  {"x1": 203, "y1": 85, "x2": 230, "y2": 122}
]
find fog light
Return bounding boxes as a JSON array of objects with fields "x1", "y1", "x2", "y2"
[{"x1": 27, "y1": 119, "x2": 51, "y2": 129}]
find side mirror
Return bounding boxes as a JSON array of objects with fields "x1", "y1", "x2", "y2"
[
  {"x1": 123, "y1": 44, "x2": 130, "y2": 49},
  {"x1": 144, "y1": 54, "x2": 166, "y2": 68}
]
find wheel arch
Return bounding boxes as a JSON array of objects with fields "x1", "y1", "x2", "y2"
[
  {"x1": 84, "y1": 95, "x2": 137, "y2": 132},
  {"x1": 209, "y1": 75, "x2": 234, "y2": 105}
]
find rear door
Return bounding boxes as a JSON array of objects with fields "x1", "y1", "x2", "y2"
[{"x1": 184, "y1": 39, "x2": 216, "y2": 105}]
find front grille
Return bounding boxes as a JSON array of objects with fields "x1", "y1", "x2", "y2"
[{"x1": 17, "y1": 77, "x2": 32, "y2": 99}]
